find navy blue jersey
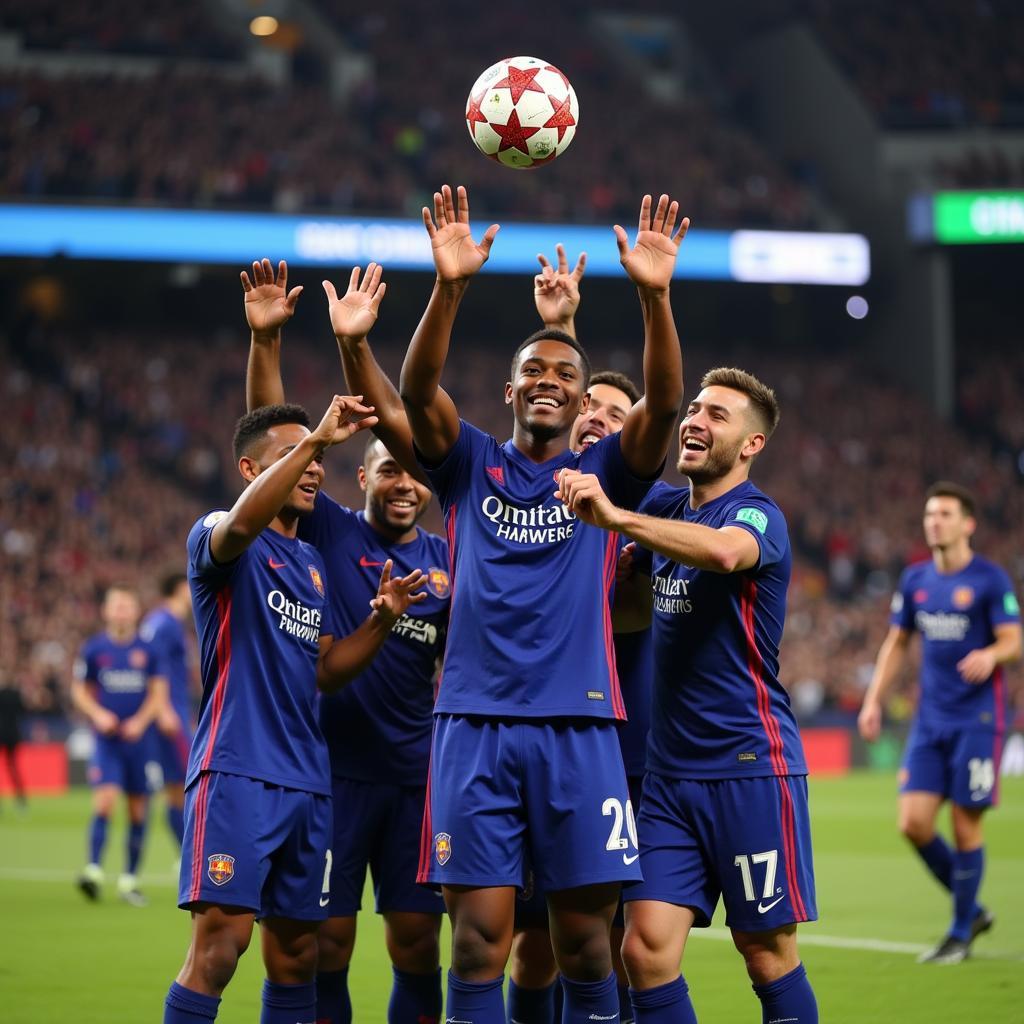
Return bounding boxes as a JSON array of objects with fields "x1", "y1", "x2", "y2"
[
  {"x1": 891, "y1": 555, "x2": 1020, "y2": 731},
  {"x1": 140, "y1": 607, "x2": 191, "y2": 724},
  {"x1": 74, "y1": 632, "x2": 160, "y2": 721},
  {"x1": 417, "y1": 421, "x2": 656, "y2": 718},
  {"x1": 186, "y1": 512, "x2": 335, "y2": 796},
  {"x1": 299, "y1": 494, "x2": 449, "y2": 784},
  {"x1": 615, "y1": 628, "x2": 654, "y2": 777},
  {"x1": 640, "y1": 480, "x2": 806, "y2": 779}
]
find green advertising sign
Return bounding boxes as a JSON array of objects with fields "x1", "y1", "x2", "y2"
[{"x1": 934, "y1": 191, "x2": 1024, "y2": 244}]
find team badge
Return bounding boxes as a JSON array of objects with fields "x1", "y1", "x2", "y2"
[
  {"x1": 207, "y1": 854, "x2": 235, "y2": 885},
  {"x1": 426, "y1": 567, "x2": 451, "y2": 599},
  {"x1": 952, "y1": 586, "x2": 974, "y2": 609},
  {"x1": 308, "y1": 565, "x2": 325, "y2": 597},
  {"x1": 129, "y1": 648, "x2": 147, "y2": 669},
  {"x1": 203, "y1": 510, "x2": 228, "y2": 527},
  {"x1": 434, "y1": 832, "x2": 452, "y2": 866}
]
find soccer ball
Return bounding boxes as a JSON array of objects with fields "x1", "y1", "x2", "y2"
[{"x1": 465, "y1": 56, "x2": 579, "y2": 170}]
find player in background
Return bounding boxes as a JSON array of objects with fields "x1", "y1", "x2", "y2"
[
  {"x1": 71, "y1": 584, "x2": 169, "y2": 906},
  {"x1": 557, "y1": 367, "x2": 818, "y2": 1024},
  {"x1": 244, "y1": 258, "x2": 448, "y2": 1024},
  {"x1": 140, "y1": 571, "x2": 194, "y2": 853},
  {"x1": 396, "y1": 183, "x2": 685, "y2": 1024},
  {"x1": 162, "y1": 396, "x2": 427, "y2": 1024},
  {"x1": 0, "y1": 676, "x2": 28, "y2": 814},
  {"x1": 858, "y1": 482, "x2": 1022, "y2": 964},
  {"x1": 507, "y1": 246, "x2": 652, "y2": 1024}
]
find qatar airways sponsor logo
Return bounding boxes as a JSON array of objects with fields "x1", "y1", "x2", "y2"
[
  {"x1": 652, "y1": 573, "x2": 693, "y2": 614},
  {"x1": 914, "y1": 609, "x2": 970, "y2": 641},
  {"x1": 480, "y1": 495, "x2": 577, "y2": 545},
  {"x1": 267, "y1": 590, "x2": 322, "y2": 644}
]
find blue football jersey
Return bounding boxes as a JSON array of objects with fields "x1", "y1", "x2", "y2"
[
  {"x1": 417, "y1": 421, "x2": 656, "y2": 718},
  {"x1": 299, "y1": 494, "x2": 450, "y2": 784},
  {"x1": 74, "y1": 632, "x2": 160, "y2": 721},
  {"x1": 890, "y1": 555, "x2": 1020, "y2": 731},
  {"x1": 614, "y1": 628, "x2": 653, "y2": 777},
  {"x1": 640, "y1": 480, "x2": 806, "y2": 779},
  {"x1": 140, "y1": 607, "x2": 191, "y2": 724},
  {"x1": 186, "y1": 512, "x2": 334, "y2": 796}
]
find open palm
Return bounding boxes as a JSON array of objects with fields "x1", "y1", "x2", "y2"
[
  {"x1": 241, "y1": 258, "x2": 303, "y2": 334},
  {"x1": 614, "y1": 195, "x2": 690, "y2": 293},
  {"x1": 323, "y1": 263, "x2": 387, "y2": 339},
  {"x1": 423, "y1": 184, "x2": 500, "y2": 282}
]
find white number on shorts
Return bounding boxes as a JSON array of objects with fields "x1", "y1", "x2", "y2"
[
  {"x1": 321, "y1": 849, "x2": 332, "y2": 898},
  {"x1": 968, "y1": 757, "x2": 994, "y2": 796},
  {"x1": 602, "y1": 797, "x2": 638, "y2": 852},
  {"x1": 734, "y1": 850, "x2": 779, "y2": 902}
]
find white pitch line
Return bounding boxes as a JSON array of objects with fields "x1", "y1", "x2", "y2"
[{"x1": 0, "y1": 866, "x2": 178, "y2": 885}]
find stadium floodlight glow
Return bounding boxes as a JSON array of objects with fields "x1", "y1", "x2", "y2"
[
  {"x1": 845, "y1": 295, "x2": 869, "y2": 319},
  {"x1": 249, "y1": 15, "x2": 279, "y2": 36}
]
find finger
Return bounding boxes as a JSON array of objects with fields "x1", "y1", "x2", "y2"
[
  {"x1": 348, "y1": 265, "x2": 361, "y2": 292},
  {"x1": 365, "y1": 262, "x2": 382, "y2": 292},
  {"x1": 612, "y1": 224, "x2": 629, "y2": 261},
  {"x1": 252, "y1": 260, "x2": 265, "y2": 286},
  {"x1": 240, "y1": 271, "x2": 253, "y2": 292},
  {"x1": 379, "y1": 559, "x2": 393, "y2": 588},
  {"x1": 262, "y1": 257, "x2": 275, "y2": 283},
  {"x1": 637, "y1": 194, "x2": 652, "y2": 234},
  {"x1": 672, "y1": 215, "x2": 690, "y2": 245},
  {"x1": 663, "y1": 200, "x2": 679, "y2": 236},
  {"x1": 556, "y1": 242, "x2": 568, "y2": 274},
  {"x1": 479, "y1": 223, "x2": 500, "y2": 256},
  {"x1": 277, "y1": 259, "x2": 288, "y2": 289},
  {"x1": 370, "y1": 281, "x2": 387, "y2": 311},
  {"x1": 348, "y1": 414, "x2": 379, "y2": 435},
  {"x1": 400, "y1": 569, "x2": 426, "y2": 587},
  {"x1": 284, "y1": 285, "x2": 303, "y2": 311},
  {"x1": 443, "y1": 184, "x2": 457, "y2": 225},
  {"x1": 652, "y1": 194, "x2": 669, "y2": 234},
  {"x1": 455, "y1": 184, "x2": 468, "y2": 223},
  {"x1": 422, "y1": 206, "x2": 437, "y2": 238},
  {"x1": 536, "y1": 252, "x2": 552, "y2": 271},
  {"x1": 322, "y1": 279, "x2": 338, "y2": 302},
  {"x1": 408, "y1": 591, "x2": 429, "y2": 604},
  {"x1": 433, "y1": 191, "x2": 445, "y2": 228},
  {"x1": 572, "y1": 251, "x2": 587, "y2": 281}
]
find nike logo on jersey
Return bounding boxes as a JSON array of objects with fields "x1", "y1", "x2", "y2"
[
  {"x1": 622, "y1": 853, "x2": 639, "y2": 865},
  {"x1": 319, "y1": 896, "x2": 330, "y2": 907},
  {"x1": 268, "y1": 558, "x2": 287, "y2": 570},
  {"x1": 359, "y1": 555, "x2": 385, "y2": 567},
  {"x1": 757, "y1": 894, "x2": 785, "y2": 913}
]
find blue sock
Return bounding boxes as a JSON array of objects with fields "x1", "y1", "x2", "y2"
[
  {"x1": 446, "y1": 971, "x2": 505, "y2": 1023},
  {"x1": 630, "y1": 976, "x2": 697, "y2": 1024},
  {"x1": 88, "y1": 814, "x2": 109, "y2": 865},
  {"x1": 127, "y1": 820, "x2": 146, "y2": 875},
  {"x1": 164, "y1": 981, "x2": 220, "y2": 1022},
  {"x1": 316, "y1": 967, "x2": 351, "y2": 1024},
  {"x1": 618, "y1": 981, "x2": 633, "y2": 1024},
  {"x1": 914, "y1": 835, "x2": 953, "y2": 891},
  {"x1": 752, "y1": 963, "x2": 817, "y2": 1024},
  {"x1": 561, "y1": 972, "x2": 619, "y2": 1023},
  {"x1": 507, "y1": 977, "x2": 558, "y2": 1023},
  {"x1": 168, "y1": 805, "x2": 185, "y2": 848},
  {"x1": 389, "y1": 966, "x2": 441, "y2": 1023},
  {"x1": 260, "y1": 979, "x2": 316, "y2": 1024},
  {"x1": 951, "y1": 847, "x2": 985, "y2": 941}
]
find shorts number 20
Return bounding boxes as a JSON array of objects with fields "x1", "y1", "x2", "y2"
[{"x1": 603, "y1": 797, "x2": 638, "y2": 852}]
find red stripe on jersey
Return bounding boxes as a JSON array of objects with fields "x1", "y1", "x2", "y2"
[
  {"x1": 992, "y1": 667, "x2": 1005, "y2": 805},
  {"x1": 188, "y1": 771, "x2": 212, "y2": 902},
  {"x1": 741, "y1": 579, "x2": 788, "y2": 776},
  {"x1": 776, "y1": 776, "x2": 808, "y2": 922},
  {"x1": 435, "y1": 505, "x2": 457, "y2": 700},
  {"x1": 416, "y1": 756, "x2": 434, "y2": 884},
  {"x1": 602, "y1": 532, "x2": 626, "y2": 719},
  {"x1": 200, "y1": 589, "x2": 233, "y2": 772}
]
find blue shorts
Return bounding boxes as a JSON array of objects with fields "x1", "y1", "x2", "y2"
[
  {"x1": 624, "y1": 772, "x2": 817, "y2": 932},
  {"x1": 419, "y1": 715, "x2": 642, "y2": 891},
  {"x1": 178, "y1": 770, "x2": 332, "y2": 921},
  {"x1": 901, "y1": 720, "x2": 1003, "y2": 809},
  {"x1": 156, "y1": 727, "x2": 194, "y2": 786},
  {"x1": 328, "y1": 776, "x2": 445, "y2": 917},
  {"x1": 89, "y1": 733, "x2": 156, "y2": 795}
]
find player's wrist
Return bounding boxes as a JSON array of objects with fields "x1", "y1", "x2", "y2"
[{"x1": 250, "y1": 327, "x2": 282, "y2": 345}]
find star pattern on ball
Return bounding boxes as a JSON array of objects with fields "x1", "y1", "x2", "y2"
[
  {"x1": 491, "y1": 108, "x2": 541, "y2": 154},
  {"x1": 492, "y1": 64, "x2": 544, "y2": 104},
  {"x1": 543, "y1": 93, "x2": 576, "y2": 141},
  {"x1": 465, "y1": 91, "x2": 488, "y2": 136},
  {"x1": 544, "y1": 64, "x2": 571, "y2": 90}
]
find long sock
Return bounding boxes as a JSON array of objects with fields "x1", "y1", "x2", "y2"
[
  {"x1": 168, "y1": 805, "x2": 186, "y2": 848},
  {"x1": 618, "y1": 981, "x2": 633, "y2": 1024},
  {"x1": 951, "y1": 847, "x2": 985, "y2": 941},
  {"x1": 752, "y1": 963, "x2": 817, "y2": 1024},
  {"x1": 88, "y1": 814, "x2": 109, "y2": 865},
  {"x1": 127, "y1": 820, "x2": 146, "y2": 875},
  {"x1": 446, "y1": 971, "x2": 505, "y2": 1024},
  {"x1": 914, "y1": 835, "x2": 953, "y2": 891},
  {"x1": 507, "y1": 977, "x2": 558, "y2": 1024},
  {"x1": 388, "y1": 966, "x2": 442, "y2": 1023},
  {"x1": 629, "y1": 976, "x2": 698, "y2": 1024},
  {"x1": 163, "y1": 981, "x2": 220, "y2": 1022},
  {"x1": 261, "y1": 979, "x2": 316, "y2": 1024},
  {"x1": 315, "y1": 967, "x2": 351, "y2": 1024},
  {"x1": 561, "y1": 972, "x2": 619, "y2": 1023}
]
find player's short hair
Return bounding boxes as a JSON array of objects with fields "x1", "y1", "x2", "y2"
[
  {"x1": 511, "y1": 328, "x2": 592, "y2": 384},
  {"x1": 589, "y1": 370, "x2": 641, "y2": 407},
  {"x1": 232, "y1": 403, "x2": 311, "y2": 463},
  {"x1": 363, "y1": 433, "x2": 390, "y2": 465},
  {"x1": 159, "y1": 571, "x2": 187, "y2": 598},
  {"x1": 104, "y1": 582, "x2": 137, "y2": 601},
  {"x1": 925, "y1": 481, "x2": 976, "y2": 518},
  {"x1": 700, "y1": 367, "x2": 780, "y2": 438}
]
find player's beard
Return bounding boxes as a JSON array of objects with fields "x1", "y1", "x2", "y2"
[{"x1": 678, "y1": 434, "x2": 745, "y2": 484}]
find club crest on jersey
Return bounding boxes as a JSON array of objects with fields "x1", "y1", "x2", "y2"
[
  {"x1": 308, "y1": 564, "x2": 325, "y2": 597},
  {"x1": 434, "y1": 832, "x2": 452, "y2": 866},
  {"x1": 129, "y1": 648, "x2": 147, "y2": 669},
  {"x1": 207, "y1": 854, "x2": 235, "y2": 885},
  {"x1": 426, "y1": 567, "x2": 451, "y2": 599},
  {"x1": 952, "y1": 586, "x2": 974, "y2": 609},
  {"x1": 913, "y1": 589, "x2": 929, "y2": 605}
]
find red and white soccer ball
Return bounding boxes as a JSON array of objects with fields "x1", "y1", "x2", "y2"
[{"x1": 465, "y1": 56, "x2": 579, "y2": 170}]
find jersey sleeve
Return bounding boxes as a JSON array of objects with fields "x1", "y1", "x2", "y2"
[
  {"x1": 889, "y1": 568, "x2": 917, "y2": 631},
  {"x1": 722, "y1": 497, "x2": 788, "y2": 570},
  {"x1": 414, "y1": 420, "x2": 484, "y2": 510},
  {"x1": 73, "y1": 640, "x2": 96, "y2": 685},
  {"x1": 582, "y1": 433, "x2": 660, "y2": 511},
  {"x1": 986, "y1": 565, "x2": 1022, "y2": 627},
  {"x1": 187, "y1": 511, "x2": 241, "y2": 587},
  {"x1": 297, "y1": 491, "x2": 358, "y2": 550},
  {"x1": 139, "y1": 621, "x2": 169, "y2": 678},
  {"x1": 320, "y1": 579, "x2": 339, "y2": 640}
]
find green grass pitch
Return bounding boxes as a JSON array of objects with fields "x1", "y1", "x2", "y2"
[{"x1": 1, "y1": 772, "x2": 1021, "y2": 1022}]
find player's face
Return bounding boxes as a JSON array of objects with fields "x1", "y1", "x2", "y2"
[
  {"x1": 923, "y1": 496, "x2": 975, "y2": 550},
  {"x1": 570, "y1": 383, "x2": 633, "y2": 450},
  {"x1": 103, "y1": 590, "x2": 140, "y2": 633},
  {"x1": 505, "y1": 340, "x2": 587, "y2": 441},
  {"x1": 360, "y1": 440, "x2": 432, "y2": 532},
  {"x1": 677, "y1": 386, "x2": 757, "y2": 482},
  {"x1": 256, "y1": 423, "x2": 325, "y2": 517}
]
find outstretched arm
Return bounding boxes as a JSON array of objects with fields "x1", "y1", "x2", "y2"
[
  {"x1": 616, "y1": 195, "x2": 689, "y2": 478},
  {"x1": 399, "y1": 184, "x2": 499, "y2": 464},
  {"x1": 534, "y1": 243, "x2": 586, "y2": 339},
  {"x1": 858, "y1": 626, "x2": 914, "y2": 741},
  {"x1": 242, "y1": 258, "x2": 303, "y2": 411}
]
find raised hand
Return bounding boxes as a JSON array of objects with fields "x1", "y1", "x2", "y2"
[
  {"x1": 534, "y1": 243, "x2": 586, "y2": 327},
  {"x1": 310, "y1": 395, "x2": 378, "y2": 450},
  {"x1": 323, "y1": 263, "x2": 387, "y2": 341},
  {"x1": 555, "y1": 469, "x2": 621, "y2": 531},
  {"x1": 614, "y1": 195, "x2": 690, "y2": 293},
  {"x1": 241, "y1": 258, "x2": 303, "y2": 337},
  {"x1": 369, "y1": 560, "x2": 428, "y2": 626},
  {"x1": 422, "y1": 184, "x2": 500, "y2": 283}
]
